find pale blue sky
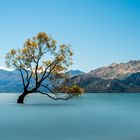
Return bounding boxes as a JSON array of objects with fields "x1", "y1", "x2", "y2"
[{"x1": 0, "y1": 0, "x2": 140, "y2": 72}]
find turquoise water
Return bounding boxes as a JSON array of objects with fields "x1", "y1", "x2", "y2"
[{"x1": 0, "y1": 93, "x2": 140, "y2": 140}]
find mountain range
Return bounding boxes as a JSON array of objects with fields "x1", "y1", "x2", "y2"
[
  {"x1": 1, "y1": 60, "x2": 140, "y2": 93},
  {"x1": 67, "y1": 60, "x2": 140, "y2": 93}
]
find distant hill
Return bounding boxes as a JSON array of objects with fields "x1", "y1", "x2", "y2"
[
  {"x1": 0, "y1": 69, "x2": 25, "y2": 93},
  {"x1": 67, "y1": 60, "x2": 140, "y2": 93},
  {"x1": 66, "y1": 70, "x2": 85, "y2": 78}
]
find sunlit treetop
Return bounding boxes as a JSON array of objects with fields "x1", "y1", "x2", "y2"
[{"x1": 5, "y1": 32, "x2": 73, "y2": 74}]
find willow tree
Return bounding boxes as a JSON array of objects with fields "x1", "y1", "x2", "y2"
[{"x1": 5, "y1": 32, "x2": 83, "y2": 104}]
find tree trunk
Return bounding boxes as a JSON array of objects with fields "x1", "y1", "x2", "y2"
[{"x1": 17, "y1": 92, "x2": 28, "y2": 104}]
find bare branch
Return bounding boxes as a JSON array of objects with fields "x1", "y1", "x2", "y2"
[
  {"x1": 17, "y1": 68, "x2": 26, "y2": 89},
  {"x1": 37, "y1": 91, "x2": 72, "y2": 100},
  {"x1": 40, "y1": 84, "x2": 57, "y2": 95},
  {"x1": 26, "y1": 70, "x2": 33, "y2": 88},
  {"x1": 18, "y1": 59, "x2": 29, "y2": 84}
]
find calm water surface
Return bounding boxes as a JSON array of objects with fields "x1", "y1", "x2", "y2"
[{"x1": 0, "y1": 93, "x2": 140, "y2": 140}]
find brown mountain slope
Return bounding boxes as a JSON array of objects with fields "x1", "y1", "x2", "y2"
[{"x1": 68, "y1": 61, "x2": 140, "y2": 93}]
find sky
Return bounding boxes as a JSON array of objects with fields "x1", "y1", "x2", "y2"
[{"x1": 0, "y1": 0, "x2": 140, "y2": 72}]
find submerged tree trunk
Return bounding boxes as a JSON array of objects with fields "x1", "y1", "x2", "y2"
[{"x1": 17, "y1": 92, "x2": 29, "y2": 104}]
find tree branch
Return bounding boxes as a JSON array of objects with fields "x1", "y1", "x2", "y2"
[
  {"x1": 26, "y1": 70, "x2": 33, "y2": 88},
  {"x1": 40, "y1": 84, "x2": 57, "y2": 95},
  {"x1": 18, "y1": 59, "x2": 30, "y2": 85},
  {"x1": 37, "y1": 91, "x2": 72, "y2": 100},
  {"x1": 17, "y1": 68, "x2": 26, "y2": 89},
  {"x1": 39, "y1": 59, "x2": 57, "y2": 83},
  {"x1": 39, "y1": 59, "x2": 59, "y2": 84}
]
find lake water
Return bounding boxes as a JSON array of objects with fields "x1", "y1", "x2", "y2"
[{"x1": 0, "y1": 93, "x2": 140, "y2": 140}]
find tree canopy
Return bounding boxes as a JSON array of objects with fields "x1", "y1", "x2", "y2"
[{"x1": 5, "y1": 32, "x2": 84, "y2": 103}]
